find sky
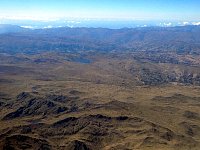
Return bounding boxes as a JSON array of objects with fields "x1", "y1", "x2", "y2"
[{"x1": 0, "y1": 0, "x2": 199, "y2": 21}]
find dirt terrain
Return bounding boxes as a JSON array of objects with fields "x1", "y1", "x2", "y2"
[
  {"x1": 0, "y1": 26, "x2": 200, "y2": 149},
  {"x1": 0, "y1": 51, "x2": 200, "y2": 150}
]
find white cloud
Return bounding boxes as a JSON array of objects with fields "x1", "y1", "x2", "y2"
[
  {"x1": 66, "y1": 20, "x2": 81, "y2": 24},
  {"x1": 163, "y1": 22, "x2": 172, "y2": 26},
  {"x1": 159, "y1": 22, "x2": 173, "y2": 27},
  {"x1": 192, "y1": 22, "x2": 200, "y2": 25},
  {"x1": 183, "y1": 21, "x2": 189, "y2": 25},
  {"x1": 43, "y1": 25, "x2": 53, "y2": 29},
  {"x1": 142, "y1": 25, "x2": 147, "y2": 27},
  {"x1": 67, "y1": 25, "x2": 74, "y2": 28},
  {"x1": 21, "y1": 26, "x2": 35, "y2": 29}
]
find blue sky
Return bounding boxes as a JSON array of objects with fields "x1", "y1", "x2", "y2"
[{"x1": 0, "y1": 0, "x2": 199, "y2": 21}]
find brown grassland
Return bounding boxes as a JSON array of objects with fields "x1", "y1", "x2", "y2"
[{"x1": 0, "y1": 51, "x2": 200, "y2": 150}]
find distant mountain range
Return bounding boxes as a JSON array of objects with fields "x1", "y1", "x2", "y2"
[
  {"x1": 0, "y1": 24, "x2": 200, "y2": 55},
  {"x1": 0, "y1": 24, "x2": 29, "y2": 34}
]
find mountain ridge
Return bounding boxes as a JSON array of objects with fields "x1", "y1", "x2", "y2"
[{"x1": 0, "y1": 24, "x2": 200, "y2": 55}]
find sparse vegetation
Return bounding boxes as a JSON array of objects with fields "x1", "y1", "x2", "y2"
[{"x1": 0, "y1": 26, "x2": 200, "y2": 149}]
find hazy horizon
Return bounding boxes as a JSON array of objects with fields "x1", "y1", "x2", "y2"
[
  {"x1": 0, "y1": 0, "x2": 200, "y2": 29},
  {"x1": 0, "y1": 0, "x2": 200, "y2": 21}
]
